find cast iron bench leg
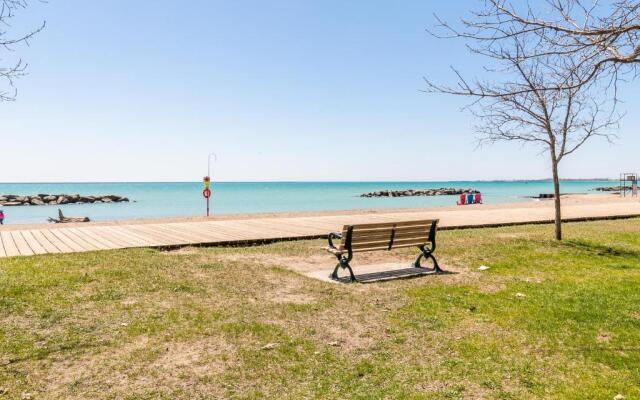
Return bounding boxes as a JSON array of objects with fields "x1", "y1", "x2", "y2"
[
  {"x1": 331, "y1": 255, "x2": 357, "y2": 282},
  {"x1": 413, "y1": 246, "x2": 442, "y2": 273}
]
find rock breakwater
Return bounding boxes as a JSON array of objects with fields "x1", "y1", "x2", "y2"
[
  {"x1": 592, "y1": 186, "x2": 633, "y2": 192},
  {"x1": 0, "y1": 194, "x2": 130, "y2": 206},
  {"x1": 360, "y1": 188, "x2": 478, "y2": 198}
]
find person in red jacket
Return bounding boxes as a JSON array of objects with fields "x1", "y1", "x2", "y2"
[{"x1": 0, "y1": 210, "x2": 4, "y2": 225}]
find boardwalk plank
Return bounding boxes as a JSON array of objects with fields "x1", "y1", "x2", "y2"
[
  {"x1": 156, "y1": 224, "x2": 210, "y2": 242},
  {"x1": 105, "y1": 226, "x2": 158, "y2": 247},
  {"x1": 90, "y1": 227, "x2": 139, "y2": 247},
  {"x1": 164, "y1": 223, "x2": 227, "y2": 241},
  {"x1": 66, "y1": 228, "x2": 110, "y2": 250},
  {"x1": 21, "y1": 231, "x2": 47, "y2": 255},
  {"x1": 190, "y1": 225, "x2": 258, "y2": 243},
  {"x1": 130, "y1": 225, "x2": 190, "y2": 245},
  {"x1": 1, "y1": 232, "x2": 20, "y2": 257},
  {"x1": 0, "y1": 233, "x2": 6, "y2": 257},
  {"x1": 11, "y1": 231, "x2": 35, "y2": 256},
  {"x1": 59, "y1": 228, "x2": 100, "y2": 251},
  {"x1": 279, "y1": 218, "x2": 337, "y2": 231},
  {"x1": 99, "y1": 226, "x2": 149, "y2": 247},
  {"x1": 79, "y1": 227, "x2": 122, "y2": 249},
  {"x1": 30, "y1": 230, "x2": 61, "y2": 254},
  {"x1": 50, "y1": 229, "x2": 87, "y2": 252},
  {"x1": 203, "y1": 222, "x2": 283, "y2": 241},
  {"x1": 187, "y1": 222, "x2": 252, "y2": 241},
  {"x1": 179, "y1": 224, "x2": 243, "y2": 242},
  {"x1": 227, "y1": 221, "x2": 295, "y2": 238},
  {"x1": 41, "y1": 230, "x2": 75, "y2": 253},
  {"x1": 244, "y1": 220, "x2": 322, "y2": 236}
]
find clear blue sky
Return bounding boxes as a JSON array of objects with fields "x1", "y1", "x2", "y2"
[{"x1": 2, "y1": 0, "x2": 639, "y2": 182}]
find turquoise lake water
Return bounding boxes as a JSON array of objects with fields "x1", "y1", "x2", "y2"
[{"x1": 0, "y1": 181, "x2": 615, "y2": 224}]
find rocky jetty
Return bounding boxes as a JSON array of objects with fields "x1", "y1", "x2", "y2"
[
  {"x1": 0, "y1": 194, "x2": 130, "y2": 206},
  {"x1": 360, "y1": 188, "x2": 478, "y2": 198},
  {"x1": 592, "y1": 186, "x2": 633, "y2": 192}
]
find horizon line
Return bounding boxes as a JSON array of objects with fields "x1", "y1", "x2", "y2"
[{"x1": 0, "y1": 178, "x2": 618, "y2": 184}]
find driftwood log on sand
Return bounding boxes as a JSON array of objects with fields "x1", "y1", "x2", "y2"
[{"x1": 47, "y1": 209, "x2": 90, "y2": 224}]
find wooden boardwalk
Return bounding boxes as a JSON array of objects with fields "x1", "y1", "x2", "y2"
[{"x1": 1, "y1": 197, "x2": 640, "y2": 258}]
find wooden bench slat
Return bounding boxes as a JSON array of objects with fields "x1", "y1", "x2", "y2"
[
  {"x1": 349, "y1": 225, "x2": 434, "y2": 234},
  {"x1": 350, "y1": 234, "x2": 430, "y2": 248},
  {"x1": 349, "y1": 228, "x2": 432, "y2": 243},
  {"x1": 394, "y1": 230, "x2": 432, "y2": 240},
  {"x1": 347, "y1": 219, "x2": 436, "y2": 231},
  {"x1": 338, "y1": 220, "x2": 436, "y2": 250},
  {"x1": 342, "y1": 222, "x2": 431, "y2": 234},
  {"x1": 351, "y1": 241, "x2": 432, "y2": 253},
  {"x1": 350, "y1": 235, "x2": 431, "y2": 250}
]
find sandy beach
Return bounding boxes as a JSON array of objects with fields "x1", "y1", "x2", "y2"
[
  {"x1": 0, "y1": 193, "x2": 635, "y2": 232},
  {"x1": 1, "y1": 193, "x2": 639, "y2": 259}
]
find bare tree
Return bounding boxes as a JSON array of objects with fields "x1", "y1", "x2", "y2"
[
  {"x1": 433, "y1": 0, "x2": 640, "y2": 95},
  {"x1": 425, "y1": 32, "x2": 619, "y2": 240},
  {"x1": 0, "y1": 0, "x2": 45, "y2": 102},
  {"x1": 424, "y1": 0, "x2": 637, "y2": 240}
]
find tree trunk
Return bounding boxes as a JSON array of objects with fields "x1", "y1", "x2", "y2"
[{"x1": 550, "y1": 156, "x2": 562, "y2": 240}]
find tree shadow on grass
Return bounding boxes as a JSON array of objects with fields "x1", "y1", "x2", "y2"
[{"x1": 560, "y1": 239, "x2": 640, "y2": 258}]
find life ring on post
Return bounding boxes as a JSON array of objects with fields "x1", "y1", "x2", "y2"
[{"x1": 203, "y1": 188, "x2": 212, "y2": 199}]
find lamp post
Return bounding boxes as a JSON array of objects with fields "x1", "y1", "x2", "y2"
[
  {"x1": 204, "y1": 153, "x2": 217, "y2": 216},
  {"x1": 208, "y1": 153, "x2": 217, "y2": 178}
]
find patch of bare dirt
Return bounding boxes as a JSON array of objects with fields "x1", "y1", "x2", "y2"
[
  {"x1": 266, "y1": 285, "x2": 316, "y2": 304},
  {"x1": 419, "y1": 380, "x2": 489, "y2": 398},
  {"x1": 209, "y1": 250, "x2": 512, "y2": 299},
  {"x1": 212, "y1": 252, "x2": 331, "y2": 274},
  {"x1": 518, "y1": 276, "x2": 546, "y2": 284},
  {"x1": 319, "y1": 315, "x2": 379, "y2": 350},
  {"x1": 160, "y1": 247, "x2": 199, "y2": 256},
  {"x1": 41, "y1": 335, "x2": 235, "y2": 399},
  {"x1": 494, "y1": 232, "x2": 533, "y2": 239},
  {"x1": 41, "y1": 336, "x2": 151, "y2": 397},
  {"x1": 149, "y1": 337, "x2": 236, "y2": 376}
]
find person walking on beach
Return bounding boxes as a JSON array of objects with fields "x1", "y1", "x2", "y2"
[{"x1": 0, "y1": 210, "x2": 4, "y2": 225}]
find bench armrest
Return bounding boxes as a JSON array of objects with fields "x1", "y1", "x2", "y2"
[{"x1": 327, "y1": 231, "x2": 342, "y2": 249}]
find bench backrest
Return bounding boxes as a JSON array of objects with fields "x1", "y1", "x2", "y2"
[{"x1": 338, "y1": 219, "x2": 438, "y2": 253}]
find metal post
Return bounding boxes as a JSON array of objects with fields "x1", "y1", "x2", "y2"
[{"x1": 206, "y1": 153, "x2": 217, "y2": 217}]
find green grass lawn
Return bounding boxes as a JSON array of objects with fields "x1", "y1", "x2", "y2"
[{"x1": 2, "y1": 219, "x2": 640, "y2": 399}]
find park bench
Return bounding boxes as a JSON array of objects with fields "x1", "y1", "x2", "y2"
[{"x1": 325, "y1": 219, "x2": 441, "y2": 282}]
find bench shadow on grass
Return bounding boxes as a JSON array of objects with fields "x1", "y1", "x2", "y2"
[
  {"x1": 561, "y1": 239, "x2": 640, "y2": 258},
  {"x1": 334, "y1": 268, "x2": 457, "y2": 284}
]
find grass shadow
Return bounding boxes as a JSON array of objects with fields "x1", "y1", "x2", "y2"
[{"x1": 561, "y1": 239, "x2": 640, "y2": 258}]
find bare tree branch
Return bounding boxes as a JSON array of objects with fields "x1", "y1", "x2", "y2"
[
  {"x1": 424, "y1": 1, "x2": 628, "y2": 240},
  {"x1": 0, "y1": 0, "x2": 45, "y2": 102},
  {"x1": 428, "y1": 0, "x2": 640, "y2": 95}
]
